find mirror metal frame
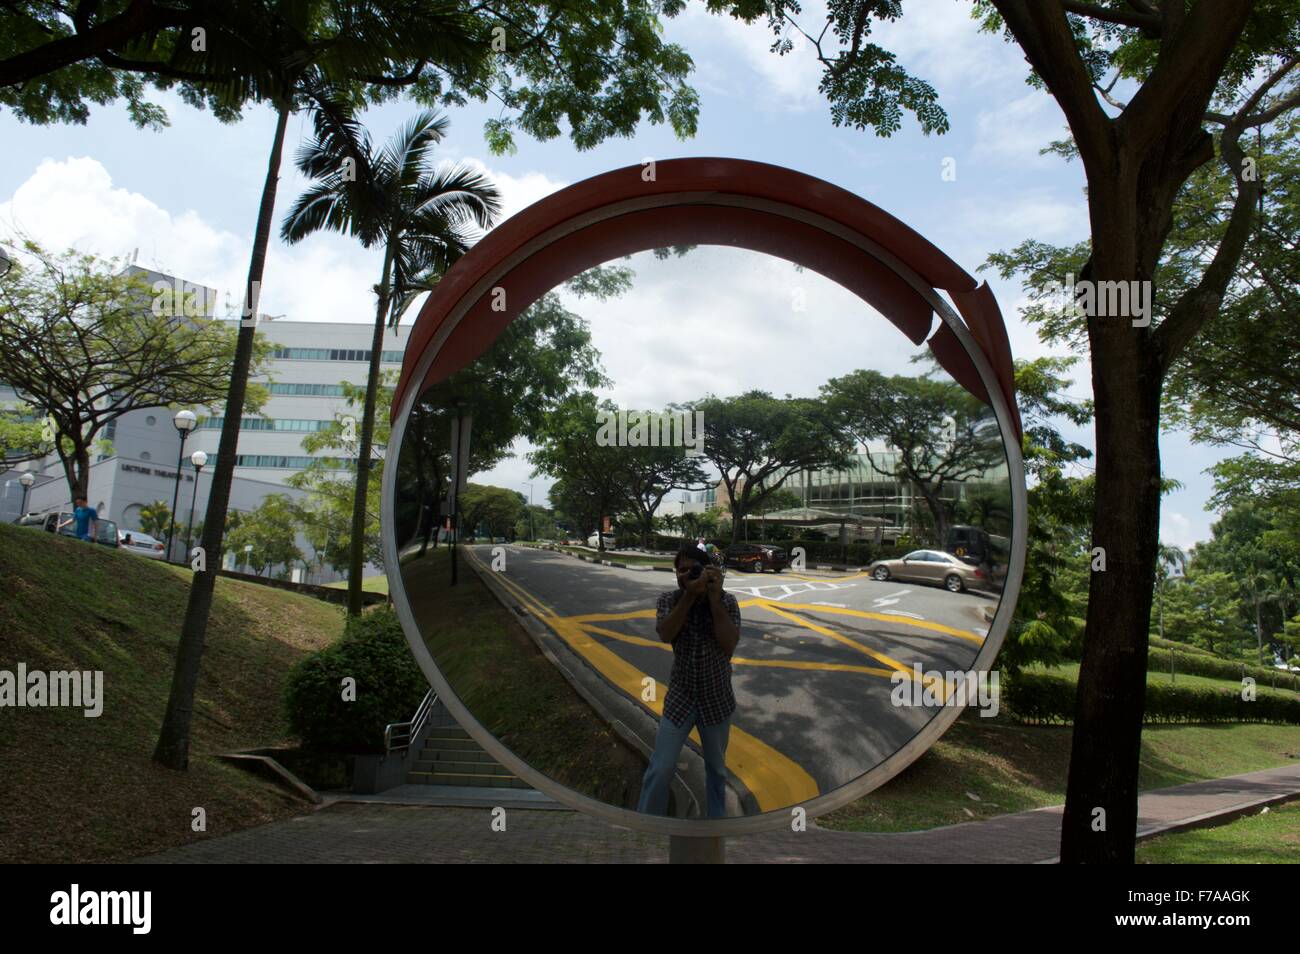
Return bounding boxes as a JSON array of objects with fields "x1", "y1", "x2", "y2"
[{"x1": 383, "y1": 158, "x2": 1027, "y2": 837}]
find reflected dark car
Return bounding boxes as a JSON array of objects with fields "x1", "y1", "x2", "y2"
[
  {"x1": 722, "y1": 543, "x2": 788, "y2": 573},
  {"x1": 867, "y1": 549, "x2": 986, "y2": 593}
]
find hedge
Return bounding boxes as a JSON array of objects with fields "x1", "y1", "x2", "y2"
[
  {"x1": 283, "y1": 606, "x2": 428, "y2": 753},
  {"x1": 1148, "y1": 646, "x2": 1300, "y2": 692},
  {"x1": 1002, "y1": 671, "x2": 1300, "y2": 726}
]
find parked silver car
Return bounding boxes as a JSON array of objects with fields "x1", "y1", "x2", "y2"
[
  {"x1": 118, "y1": 529, "x2": 167, "y2": 559},
  {"x1": 867, "y1": 549, "x2": 989, "y2": 593}
]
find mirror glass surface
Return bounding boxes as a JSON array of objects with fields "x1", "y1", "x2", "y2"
[{"x1": 391, "y1": 244, "x2": 1012, "y2": 818}]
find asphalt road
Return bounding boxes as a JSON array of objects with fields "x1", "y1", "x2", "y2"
[{"x1": 429, "y1": 543, "x2": 1001, "y2": 815}]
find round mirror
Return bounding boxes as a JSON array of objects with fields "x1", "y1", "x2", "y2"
[{"x1": 383, "y1": 161, "x2": 1026, "y2": 835}]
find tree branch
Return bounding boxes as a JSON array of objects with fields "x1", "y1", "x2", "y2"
[{"x1": 1060, "y1": 1, "x2": 1161, "y2": 31}]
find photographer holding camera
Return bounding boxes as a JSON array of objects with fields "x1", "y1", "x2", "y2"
[{"x1": 636, "y1": 545, "x2": 741, "y2": 818}]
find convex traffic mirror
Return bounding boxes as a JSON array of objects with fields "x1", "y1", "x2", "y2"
[{"x1": 383, "y1": 158, "x2": 1027, "y2": 836}]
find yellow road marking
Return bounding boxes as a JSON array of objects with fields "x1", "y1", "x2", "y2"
[
  {"x1": 749, "y1": 599, "x2": 986, "y2": 645},
  {"x1": 579, "y1": 623, "x2": 895, "y2": 678},
  {"x1": 464, "y1": 548, "x2": 819, "y2": 810},
  {"x1": 751, "y1": 601, "x2": 951, "y2": 702}
]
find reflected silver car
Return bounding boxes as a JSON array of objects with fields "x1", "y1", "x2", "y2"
[{"x1": 867, "y1": 549, "x2": 988, "y2": 593}]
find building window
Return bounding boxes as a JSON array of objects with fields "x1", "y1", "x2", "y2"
[
  {"x1": 235, "y1": 454, "x2": 353, "y2": 469},
  {"x1": 267, "y1": 383, "x2": 346, "y2": 396},
  {"x1": 270, "y1": 347, "x2": 405, "y2": 363}
]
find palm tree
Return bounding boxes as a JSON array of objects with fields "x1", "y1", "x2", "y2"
[
  {"x1": 282, "y1": 109, "x2": 502, "y2": 616},
  {"x1": 155, "y1": 4, "x2": 485, "y2": 772}
]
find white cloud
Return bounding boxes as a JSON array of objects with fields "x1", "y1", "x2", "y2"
[
  {"x1": 971, "y1": 90, "x2": 1069, "y2": 166},
  {"x1": 1160, "y1": 511, "x2": 1198, "y2": 551},
  {"x1": 874, "y1": 0, "x2": 1027, "y2": 95},
  {"x1": 674, "y1": 1, "x2": 826, "y2": 112},
  {"x1": 1, "y1": 155, "x2": 569, "y2": 327}
]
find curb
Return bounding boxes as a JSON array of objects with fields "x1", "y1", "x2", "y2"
[{"x1": 219, "y1": 751, "x2": 323, "y2": 805}]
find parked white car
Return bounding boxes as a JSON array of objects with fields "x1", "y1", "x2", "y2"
[
  {"x1": 118, "y1": 529, "x2": 167, "y2": 559},
  {"x1": 587, "y1": 532, "x2": 617, "y2": 549}
]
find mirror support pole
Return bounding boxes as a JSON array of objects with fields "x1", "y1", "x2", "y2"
[{"x1": 669, "y1": 835, "x2": 725, "y2": 864}]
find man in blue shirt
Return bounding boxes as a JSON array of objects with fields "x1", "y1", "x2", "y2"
[{"x1": 58, "y1": 496, "x2": 98, "y2": 541}]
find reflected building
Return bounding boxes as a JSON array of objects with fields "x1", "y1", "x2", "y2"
[{"x1": 678, "y1": 447, "x2": 1009, "y2": 544}]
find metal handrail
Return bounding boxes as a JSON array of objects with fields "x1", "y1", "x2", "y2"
[{"x1": 383, "y1": 688, "x2": 437, "y2": 755}]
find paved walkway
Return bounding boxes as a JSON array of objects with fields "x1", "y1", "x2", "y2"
[{"x1": 137, "y1": 763, "x2": 1300, "y2": 863}]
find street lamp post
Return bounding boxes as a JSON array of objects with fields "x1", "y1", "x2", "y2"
[
  {"x1": 166, "y1": 410, "x2": 197, "y2": 563},
  {"x1": 522, "y1": 481, "x2": 534, "y2": 541},
  {"x1": 184, "y1": 450, "x2": 207, "y2": 560},
  {"x1": 17, "y1": 471, "x2": 35, "y2": 521}
]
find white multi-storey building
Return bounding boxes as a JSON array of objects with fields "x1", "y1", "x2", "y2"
[{"x1": 2, "y1": 268, "x2": 410, "y2": 576}]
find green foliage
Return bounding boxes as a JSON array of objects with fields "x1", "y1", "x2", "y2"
[
  {"x1": 1002, "y1": 671, "x2": 1300, "y2": 727},
  {"x1": 1148, "y1": 646, "x2": 1299, "y2": 691},
  {"x1": 821, "y1": 369, "x2": 1004, "y2": 546},
  {"x1": 704, "y1": 1, "x2": 948, "y2": 137},
  {"x1": 460, "y1": 483, "x2": 525, "y2": 539},
  {"x1": 0, "y1": 238, "x2": 271, "y2": 497},
  {"x1": 0, "y1": 403, "x2": 49, "y2": 464},
  {"x1": 225, "y1": 494, "x2": 304, "y2": 577},
  {"x1": 136, "y1": 501, "x2": 173, "y2": 540},
  {"x1": 283, "y1": 607, "x2": 427, "y2": 753},
  {"x1": 692, "y1": 390, "x2": 855, "y2": 544},
  {"x1": 4, "y1": 1, "x2": 705, "y2": 159}
]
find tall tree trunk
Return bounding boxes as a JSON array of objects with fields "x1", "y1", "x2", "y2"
[
  {"x1": 1059, "y1": 323, "x2": 1164, "y2": 863},
  {"x1": 153, "y1": 103, "x2": 291, "y2": 771},
  {"x1": 347, "y1": 245, "x2": 395, "y2": 616},
  {"x1": 1256, "y1": 593, "x2": 1264, "y2": 666}
]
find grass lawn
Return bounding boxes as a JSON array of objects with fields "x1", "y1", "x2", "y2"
[
  {"x1": 1136, "y1": 799, "x2": 1300, "y2": 863},
  {"x1": 401, "y1": 547, "x2": 650, "y2": 809},
  {"x1": 1029, "y1": 660, "x2": 1300, "y2": 699},
  {"x1": 0, "y1": 523, "x2": 343, "y2": 862},
  {"x1": 820, "y1": 706, "x2": 1300, "y2": 834},
  {"x1": 324, "y1": 575, "x2": 389, "y2": 594}
]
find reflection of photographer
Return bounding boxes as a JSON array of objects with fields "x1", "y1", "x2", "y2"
[{"x1": 637, "y1": 546, "x2": 741, "y2": 818}]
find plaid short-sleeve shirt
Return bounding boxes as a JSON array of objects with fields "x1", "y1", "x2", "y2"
[{"x1": 656, "y1": 588, "x2": 740, "y2": 727}]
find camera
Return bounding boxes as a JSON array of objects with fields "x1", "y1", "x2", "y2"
[{"x1": 688, "y1": 563, "x2": 703, "y2": 580}]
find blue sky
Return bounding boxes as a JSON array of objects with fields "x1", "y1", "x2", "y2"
[{"x1": 0, "y1": 0, "x2": 1231, "y2": 547}]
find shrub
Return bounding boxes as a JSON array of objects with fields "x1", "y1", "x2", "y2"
[
  {"x1": 1148, "y1": 646, "x2": 1300, "y2": 692},
  {"x1": 1002, "y1": 671, "x2": 1300, "y2": 725},
  {"x1": 283, "y1": 606, "x2": 428, "y2": 753}
]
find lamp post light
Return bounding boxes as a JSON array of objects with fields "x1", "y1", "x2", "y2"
[
  {"x1": 184, "y1": 450, "x2": 207, "y2": 559},
  {"x1": 166, "y1": 409, "x2": 197, "y2": 562},
  {"x1": 17, "y1": 471, "x2": 35, "y2": 520}
]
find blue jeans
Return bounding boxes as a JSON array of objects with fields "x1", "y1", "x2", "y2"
[{"x1": 637, "y1": 704, "x2": 731, "y2": 818}]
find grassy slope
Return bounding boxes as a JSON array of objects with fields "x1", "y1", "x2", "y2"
[
  {"x1": 0, "y1": 523, "x2": 343, "y2": 862},
  {"x1": 1136, "y1": 799, "x2": 1300, "y2": 863},
  {"x1": 822, "y1": 703, "x2": 1300, "y2": 834},
  {"x1": 403, "y1": 547, "x2": 649, "y2": 808}
]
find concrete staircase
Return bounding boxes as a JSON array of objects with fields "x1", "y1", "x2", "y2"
[{"x1": 407, "y1": 701, "x2": 531, "y2": 790}]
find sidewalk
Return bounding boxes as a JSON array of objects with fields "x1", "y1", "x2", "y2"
[{"x1": 135, "y1": 763, "x2": 1300, "y2": 864}]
